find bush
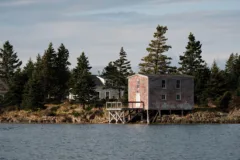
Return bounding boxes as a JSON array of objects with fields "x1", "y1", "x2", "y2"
[
  {"x1": 50, "y1": 106, "x2": 60, "y2": 112},
  {"x1": 229, "y1": 96, "x2": 240, "y2": 110},
  {"x1": 72, "y1": 111, "x2": 81, "y2": 117},
  {"x1": 47, "y1": 111, "x2": 56, "y2": 116},
  {"x1": 85, "y1": 105, "x2": 93, "y2": 111},
  {"x1": 218, "y1": 91, "x2": 232, "y2": 109}
]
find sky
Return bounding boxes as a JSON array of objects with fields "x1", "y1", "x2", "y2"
[{"x1": 0, "y1": 0, "x2": 240, "y2": 73}]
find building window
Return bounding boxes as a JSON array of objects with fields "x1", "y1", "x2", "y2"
[
  {"x1": 176, "y1": 93, "x2": 181, "y2": 100},
  {"x1": 97, "y1": 92, "x2": 100, "y2": 99},
  {"x1": 176, "y1": 80, "x2": 181, "y2": 89},
  {"x1": 162, "y1": 80, "x2": 166, "y2": 89},
  {"x1": 106, "y1": 92, "x2": 110, "y2": 99},
  {"x1": 161, "y1": 94, "x2": 167, "y2": 100}
]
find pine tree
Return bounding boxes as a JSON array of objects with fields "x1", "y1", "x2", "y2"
[
  {"x1": 22, "y1": 55, "x2": 44, "y2": 110},
  {"x1": 194, "y1": 64, "x2": 211, "y2": 105},
  {"x1": 41, "y1": 43, "x2": 56, "y2": 101},
  {"x1": 102, "y1": 62, "x2": 124, "y2": 99},
  {"x1": 225, "y1": 53, "x2": 240, "y2": 90},
  {"x1": 3, "y1": 68, "x2": 25, "y2": 108},
  {"x1": 0, "y1": 41, "x2": 22, "y2": 85},
  {"x1": 103, "y1": 47, "x2": 134, "y2": 100},
  {"x1": 114, "y1": 47, "x2": 133, "y2": 77},
  {"x1": 21, "y1": 70, "x2": 45, "y2": 110},
  {"x1": 207, "y1": 60, "x2": 226, "y2": 100},
  {"x1": 23, "y1": 58, "x2": 34, "y2": 80},
  {"x1": 139, "y1": 25, "x2": 173, "y2": 74},
  {"x1": 179, "y1": 33, "x2": 205, "y2": 75},
  {"x1": 52, "y1": 44, "x2": 71, "y2": 101},
  {"x1": 71, "y1": 52, "x2": 96, "y2": 108},
  {"x1": 225, "y1": 53, "x2": 235, "y2": 74}
]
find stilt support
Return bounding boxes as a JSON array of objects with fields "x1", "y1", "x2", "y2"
[{"x1": 108, "y1": 110, "x2": 125, "y2": 124}]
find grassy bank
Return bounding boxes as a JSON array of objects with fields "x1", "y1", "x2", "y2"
[
  {"x1": 0, "y1": 103, "x2": 240, "y2": 124},
  {"x1": 0, "y1": 102, "x2": 108, "y2": 124},
  {"x1": 155, "y1": 108, "x2": 240, "y2": 124}
]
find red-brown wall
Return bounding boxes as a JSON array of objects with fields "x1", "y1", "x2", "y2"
[
  {"x1": 128, "y1": 74, "x2": 149, "y2": 109},
  {"x1": 128, "y1": 74, "x2": 194, "y2": 110}
]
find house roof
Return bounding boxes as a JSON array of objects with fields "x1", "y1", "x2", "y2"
[
  {"x1": 128, "y1": 73, "x2": 194, "y2": 79},
  {"x1": 91, "y1": 75, "x2": 105, "y2": 86}
]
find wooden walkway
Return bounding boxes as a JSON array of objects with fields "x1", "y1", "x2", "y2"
[{"x1": 106, "y1": 102, "x2": 145, "y2": 124}]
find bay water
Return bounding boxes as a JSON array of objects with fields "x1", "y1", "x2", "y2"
[{"x1": 0, "y1": 124, "x2": 239, "y2": 160}]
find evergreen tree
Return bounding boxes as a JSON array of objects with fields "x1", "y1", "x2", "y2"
[
  {"x1": 21, "y1": 70, "x2": 45, "y2": 110},
  {"x1": 71, "y1": 52, "x2": 96, "y2": 108},
  {"x1": 0, "y1": 41, "x2": 22, "y2": 85},
  {"x1": 41, "y1": 43, "x2": 56, "y2": 101},
  {"x1": 194, "y1": 64, "x2": 211, "y2": 105},
  {"x1": 22, "y1": 55, "x2": 44, "y2": 110},
  {"x1": 225, "y1": 53, "x2": 240, "y2": 90},
  {"x1": 225, "y1": 53, "x2": 235, "y2": 74},
  {"x1": 114, "y1": 47, "x2": 133, "y2": 77},
  {"x1": 52, "y1": 44, "x2": 71, "y2": 101},
  {"x1": 207, "y1": 60, "x2": 226, "y2": 101},
  {"x1": 102, "y1": 62, "x2": 124, "y2": 99},
  {"x1": 23, "y1": 58, "x2": 35, "y2": 80},
  {"x1": 3, "y1": 69, "x2": 25, "y2": 108},
  {"x1": 103, "y1": 47, "x2": 134, "y2": 100},
  {"x1": 178, "y1": 33, "x2": 205, "y2": 75},
  {"x1": 139, "y1": 25, "x2": 173, "y2": 74}
]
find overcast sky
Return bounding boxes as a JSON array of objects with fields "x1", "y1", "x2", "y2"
[{"x1": 0, "y1": 0, "x2": 239, "y2": 73}]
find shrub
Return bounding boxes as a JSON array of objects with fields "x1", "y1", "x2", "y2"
[
  {"x1": 47, "y1": 111, "x2": 56, "y2": 116},
  {"x1": 50, "y1": 106, "x2": 60, "y2": 112},
  {"x1": 229, "y1": 96, "x2": 240, "y2": 110},
  {"x1": 218, "y1": 91, "x2": 232, "y2": 109},
  {"x1": 72, "y1": 111, "x2": 81, "y2": 117},
  {"x1": 85, "y1": 105, "x2": 93, "y2": 111}
]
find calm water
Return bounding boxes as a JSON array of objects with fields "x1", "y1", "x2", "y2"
[{"x1": 0, "y1": 124, "x2": 239, "y2": 160}]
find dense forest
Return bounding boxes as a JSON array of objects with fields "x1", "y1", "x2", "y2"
[{"x1": 0, "y1": 25, "x2": 239, "y2": 111}]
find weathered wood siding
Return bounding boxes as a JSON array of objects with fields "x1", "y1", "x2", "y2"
[
  {"x1": 148, "y1": 75, "x2": 194, "y2": 110},
  {"x1": 128, "y1": 75, "x2": 148, "y2": 109},
  {"x1": 95, "y1": 86, "x2": 121, "y2": 99}
]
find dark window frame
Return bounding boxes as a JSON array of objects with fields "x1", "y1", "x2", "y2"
[
  {"x1": 176, "y1": 93, "x2": 181, "y2": 101},
  {"x1": 176, "y1": 80, "x2": 181, "y2": 89},
  {"x1": 162, "y1": 80, "x2": 166, "y2": 89},
  {"x1": 161, "y1": 94, "x2": 167, "y2": 100}
]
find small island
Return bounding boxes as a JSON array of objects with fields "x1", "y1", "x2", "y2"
[{"x1": 0, "y1": 25, "x2": 239, "y2": 124}]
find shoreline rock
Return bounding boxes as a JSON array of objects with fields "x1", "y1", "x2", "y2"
[{"x1": 0, "y1": 105, "x2": 239, "y2": 124}]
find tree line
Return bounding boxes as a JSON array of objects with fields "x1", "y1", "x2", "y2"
[{"x1": 0, "y1": 24, "x2": 239, "y2": 110}]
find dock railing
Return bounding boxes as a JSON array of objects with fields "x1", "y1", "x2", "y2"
[
  {"x1": 106, "y1": 101, "x2": 145, "y2": 109},
  {"x1": 106, "y1": 102, "x2": 123, "y2": 109},
  {"x1": 128, "y1": 101, "x2": 145, "y2": 110}
]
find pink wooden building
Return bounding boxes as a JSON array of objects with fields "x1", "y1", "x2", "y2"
[{"x1": 128, "y1": 74, "x2": 194, "y2": 111}]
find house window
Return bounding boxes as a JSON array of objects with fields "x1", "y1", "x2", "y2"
[
  {"x1": 176, "y1": 80, "x2": 181, "y2": 89},
  {"x1": 97, "y1": 92, "x2": 100, "y2": 99},
  {"x1": 162, "y1": 80, "x2": 166, "y2": 89},
  {"x1": 106, "y1": 92, "x2": 110, "y2": 99},
  {"x1": 176, "y1": 93, "x2": 181, "y2": 100},
  {"x1": 161, "y1": 94, "x2": 167, "y2": 100}
]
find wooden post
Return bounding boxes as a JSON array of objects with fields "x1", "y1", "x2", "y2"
[
  {"x1": 181, "y1": 110, "x2": 183, "y2": 117},
  {"x1": 108, "y1": 111, "x2": 110, "y2": 124},
  {"x1": 169, "y1": 110, "x2": 171, "y2": 115},
  {"x1": 147, "y1": 110, "x2": 150, "y2": 124},
  {"x1": 159, "y1": 110, "x2": 161, "y2": 118},
  {"x1": 123, "y1": 111, "x2": 125, "y2": 124}
]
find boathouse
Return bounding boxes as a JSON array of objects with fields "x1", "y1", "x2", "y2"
[
  {"x1": 128, "y1": 74, "x2": 194, "y2": 111},
  {"x1": 106, "y1": 74, "x2": 194, "y2": 124}
]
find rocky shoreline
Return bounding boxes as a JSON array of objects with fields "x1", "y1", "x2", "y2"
[{"x1": 0, "y1": 103, "x2": 240, "y2": 124}]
